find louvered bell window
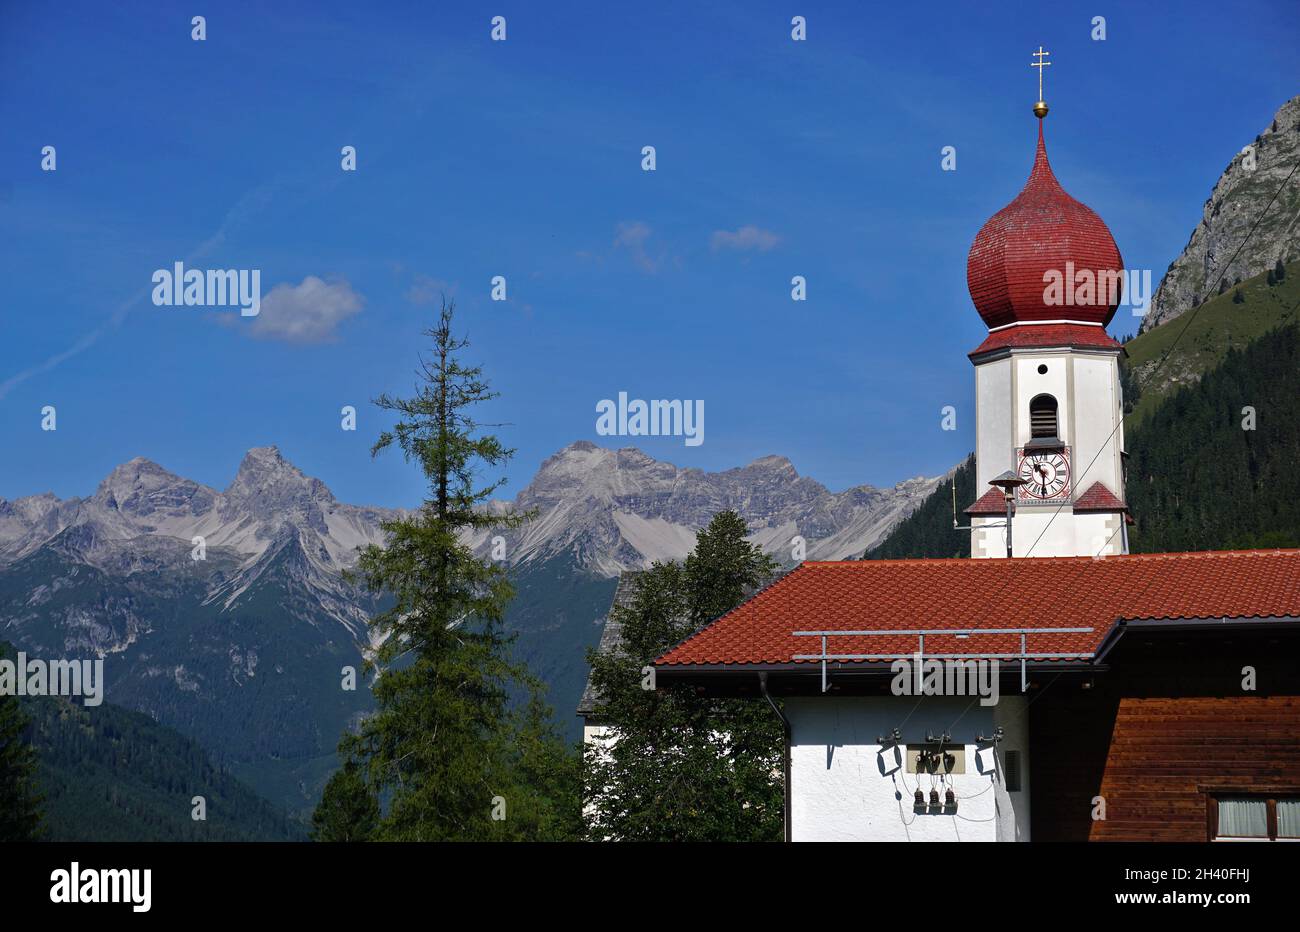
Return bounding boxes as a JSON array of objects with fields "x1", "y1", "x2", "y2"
[{"x1": 1028, "y1": 394, "x2": 1060, "y2": 444}]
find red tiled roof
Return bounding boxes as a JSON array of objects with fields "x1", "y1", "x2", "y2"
[
  {"x1": 969, "y1": 323, "x2": 1121, "y2": 358},
  {"x1": 655, "y1": 550, "x2": 1300, "y2": 667},
  {"x1": 1073, "y1": 481, "x2": 1127, "y2": 512},
  {"x1": 965, "y1": 487, "x2": 1007, "y2": 516}
]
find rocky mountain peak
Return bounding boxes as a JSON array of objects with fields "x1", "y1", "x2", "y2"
[
  {"x1": 1141, "y1": 94, "x2": 1300, "y2": 332},
  {"x1": 747, "y1": 453, "x2": 794, "y2": 468},
  {"x1": 94, "y1": 456, "x2": 215, "y2": 519},
  {"x1": 225, "y1": 446, "x2": 334, "y2": 507},
  {"x1": 738, "y1": 454, "x2": 800, "y2": 479}
]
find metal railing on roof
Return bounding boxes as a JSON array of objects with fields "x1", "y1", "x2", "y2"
[{"x1": 792, "y1": 627, "x2": 1095, "y2": 693}]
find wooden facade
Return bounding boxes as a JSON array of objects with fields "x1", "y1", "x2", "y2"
[{"x1": 1029, "y1": 626, "x2": 1300, "y2": 841}]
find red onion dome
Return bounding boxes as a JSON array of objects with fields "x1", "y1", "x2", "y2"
[{"x1": 966, "y1": 124, "x2": 1124, "y2": 330}]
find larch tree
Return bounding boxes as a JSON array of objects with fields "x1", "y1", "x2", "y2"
[{"x1": 315, "y1": 299, "x2": 579, "y2": 841}]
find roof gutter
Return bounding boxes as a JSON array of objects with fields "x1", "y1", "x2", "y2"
[
  {"x1": 758, "y1": 671, "x2": 791, "y2": 844},
  {"x1": 1094, "y1": 615, "x2": 1300, "y2": 664}
]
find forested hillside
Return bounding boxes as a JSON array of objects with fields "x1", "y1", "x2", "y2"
[
  {"x1": 1127, "y1": 321, "x2": 1300, "y2": 551},
  {"x1": 25, "y1": 695, "x2": 305, "y2": 842}
]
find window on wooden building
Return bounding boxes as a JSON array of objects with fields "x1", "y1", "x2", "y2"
[{"x1": 1211, "y1": 795, "x2": 1300, "y2": 841}]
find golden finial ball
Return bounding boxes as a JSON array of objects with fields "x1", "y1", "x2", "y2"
[{"x1": 1033, "y1": 100, "x2": 1050, "y2": 119}]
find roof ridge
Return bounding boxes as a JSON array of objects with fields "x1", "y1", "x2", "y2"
[{"x1": 808, "y1": 547, "x2": 1300, "y2": 567}]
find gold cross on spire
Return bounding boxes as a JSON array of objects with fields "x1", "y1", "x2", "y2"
[{"x1": 1031, "y1": 46, "x2": 1051, "y2": 119}]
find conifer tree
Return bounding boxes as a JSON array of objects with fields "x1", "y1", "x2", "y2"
[
  {"x1": 317, "y1": 299, "x2": 578, "y2": 841},
  {"x1": 0, "y1": 643, "x2": 42, "y2": 841},
  {"x1": 310, "y1": 756, "x2": 378, "y2": 842}
]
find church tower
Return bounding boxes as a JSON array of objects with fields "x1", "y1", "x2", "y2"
[{"x1": 964, "y1": 53, "x2": 1129, "y2": 559}]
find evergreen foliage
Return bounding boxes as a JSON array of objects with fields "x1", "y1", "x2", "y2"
[
  {"x1": 25, "y1": 691, "x2": 300, "y2": 841},
  {"x1": 582, "y1": 511, "x2": 783, "y2": 841},
  {"x1": 0, "y1": 642, "x2": 41, "y2": 841},
  {"x1": 310, "y1": 757, "x2": 378, "y2": 841},
  {"x1": 1127, "y1": 322, "x2": 1300, "y2": 551},
  {"x1": 316, "y1": 299, "x2": 581, "y2": 841}
]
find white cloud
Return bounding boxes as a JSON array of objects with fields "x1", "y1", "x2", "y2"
[
  {"x1": 405, "y1": 274, "x2": 455, "y2": 306},
  {"x1": 614, "y1": 221, "x2": 658, "y2": 273},
  {"x1": 710, "y1": 225, "x2": 781, "y2": 252},
  {"x1": 248, "y1": 276, "x2": 363, "y2": 343}
]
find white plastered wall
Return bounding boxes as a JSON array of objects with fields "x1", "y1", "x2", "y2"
[
  {"x1": 786, "y1": 695, "x2": 1030, "y2": 841},
  {"x1": 972, "y1": 346, "x2": 1126, "y2": 558}
]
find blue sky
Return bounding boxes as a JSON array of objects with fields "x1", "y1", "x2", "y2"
[{"x1": 1, "y1": 0, "x2": 1296, "y2": 508}]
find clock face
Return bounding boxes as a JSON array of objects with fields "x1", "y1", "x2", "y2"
[{"x1": 1016, "y1": 449, "x2": 1071, "y2": 501}]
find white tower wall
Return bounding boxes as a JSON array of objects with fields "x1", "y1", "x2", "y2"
[{"x1": 972, "y1": 343, "x2": 1127, "y2": 559}]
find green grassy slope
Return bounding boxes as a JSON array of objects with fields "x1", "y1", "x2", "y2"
[{"x1": 1123, "y1": 260, "x2": 1299, "y2": 427}]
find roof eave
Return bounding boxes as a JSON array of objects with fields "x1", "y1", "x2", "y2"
[{"x1": 1093, "y1": 615, "x2": 1300, "y2": 663}]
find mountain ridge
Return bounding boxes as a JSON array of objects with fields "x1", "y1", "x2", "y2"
[
  {"x1": 1140, "y1": 94, "x2": 1300, "y2": 332},
  {"x1": 0, "y1": 441, "x2": 945, "y2": 807},
  {"x1": 1, "y1": 442, "x2": 942, "y2": 582},
  {"x1": 484, "y1": 440, "x2": 943, "y2": 575}
]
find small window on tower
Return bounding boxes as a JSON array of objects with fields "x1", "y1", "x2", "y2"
[{"x1": 1029, "y1": 394, "x2": 1059, "y2": 441}]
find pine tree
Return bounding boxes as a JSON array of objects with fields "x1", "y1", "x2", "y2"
[
  {"x1": 310, "y1": 757, "x2": 378, "y2": 842},
  {"x1": 582, "y1": 511, "x2": 783, "y2": 841},
  {"x1": 0, "y1": 643, "x2": 42, "y2": 841},
  {"x1": 1277, "y1": 258, "x2": 1287, "y2": 281},
  {"x1": 318, "y1": 298, "x2": 576, "y2": 841}
]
